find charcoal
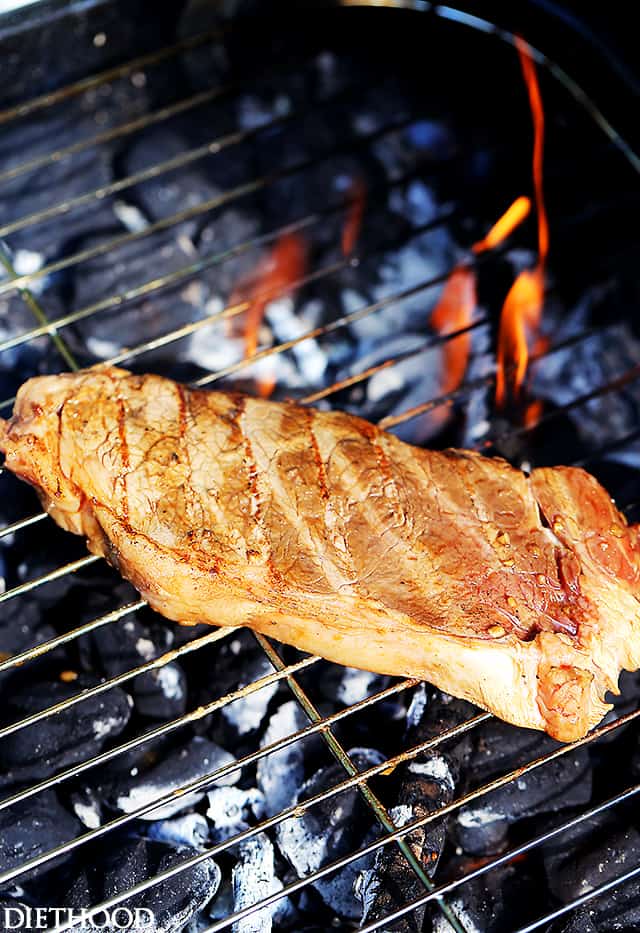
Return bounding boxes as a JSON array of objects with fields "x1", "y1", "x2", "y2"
[
  {"x1": 360, "y1": 692, "x2": 474, "y2": 932},
  {"x1": 65, "y1": 229, "x2": 207, "y2": 364},
  {"x1": 277, "y1": 748, "x2": 384, "y2": 919},
  {"x1": 257, "y1": 701, "x2": 307, "y2": 819},
  {"x1": 317, "y1": 666, "x2": 390, "y2": 708},
  {"x1": 87, "y1": 611, "x2": 172, "y2": 678},
  {"x1": 547, "y1": 908, "x2": 599, "y2": 933},
  {"x1": 0, "y1": 111, "x2": 116, "y2": 255},
  {"x1": 207, "y1": 786, "x2": 265, "y2": 844},
  {"x1": 213, "y1": 643, "x2": 279, "y2": 742},
  {"x1": 547, "y1": 824, "x2": 640, "y2": 904},
  {"x1": 430, "y1": 861, "x2": 525, "y2": 933},
  {"x1": 455, "y1": 721, "x2": 592, "y2": 855},
  {"x1": 70, "y1": 786, "x2": 103, "y2": 830},
  {"x1": 0, "y1": 678, "x2": 131, "y2": 784},
  {"x1": 232, "y1": 834, "x2": 293, "y2": 932},
  {"x1": 111, "y1": 736, "x2": 240, "y2": 820},
  {"x1": 147, "y1": 813, "x2": 209, "y2": 850},
  {"x1": 65, "y1": 838, "x2": 221, "y2": 933},
  {"x1": 132, "y1": 663, "x2": 188, "y2": 720},
  {"x1": 0, "y1": 790, "x2": 81, "y2": 881},
  {"x1": 0, "y1": 598, "x2": 59, "y2": 690}
]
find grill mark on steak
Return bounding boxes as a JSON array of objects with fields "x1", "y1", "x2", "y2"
[
  {"x1": 116, "y1": 397, "x2": 130, "y2": 526},
  {"x1": 306, "y1": 407, "x2": 329, "y2": 502}
]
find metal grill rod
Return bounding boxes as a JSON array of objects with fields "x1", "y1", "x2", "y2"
[
  {"x1": 0, "y1": 686, "x2": 482, "y2": 889},
  {"x1": 0, "y1": 675, "x2": 416, "y2": 816},
  {"x1": 0, "y1": 599, "x2": 145, "y2": 675},
  {"x1": 0, "y1": 27, "x2": 225, "y2": 126},
  {"x1": 207, "y1": 776, "x2": 640, "y2": 933},
  {"x1": 514, "y1": 863, "x2": 640, "y2": 933},
  {"x1": 0, "y1": 553, "x2": 100, "y2": 604},
  {"x1": 0, "y1": 50, "x2": 323, "y2": 186},
  {"x1": 252, "y1": 632, "x2": 467, "y2": 933},
  {"x1": 0, "y1": 111, "x2": 418, "y2": 297},
  {"x1": 0, "y1": 627, "x2": 234, "y2": 742},
  {"x1": 0, "y1": 163, "x2": 448, "y2": 360},
  {"x1": 0, "y1": 81, "x2": 363, "y2": 239},
  {"x1": 47, "y1": 706, "x2": 640, "y2": 932}
]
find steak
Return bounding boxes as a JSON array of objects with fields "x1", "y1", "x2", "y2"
[{"x1": 2, "y1": 367, "x2": 640, "y2": 741}]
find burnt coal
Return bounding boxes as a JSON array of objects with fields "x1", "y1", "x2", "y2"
[
  {"x1": 454, "y1": 721, "x2": 592, "y2": 855},
  {"x1": 147, "y1": 812, "x2": 209, "y2": 850},
  {"x1": 0, "y1": 598, "x2": 60, "y2": 689},
  {"x1": 431, "y1": 859, "x2": 536, "y2": 933},
  {"x1": 109, "y1": 736, "x2": 240, "y2": 820},
  {"x1": 212, "y1": 635, "x2": 279, "y2": 743},
  {"x1": 65, "y1": 838, "x2": 220, "y2": 933},
  {"x1": 132, "y1": 664, "x2": 187, "y2": 721},
  {"x1": 0, "y1": 790, "x2": 81, "y2": 882},
  {"x1": 547, "y1": 908, "x2": 599, "y2": 933},
  {"x1": 360, "y1": 691, "x2": 474, "y2": 932},
  {"x1": 232, "y1": 834, "x2": 293, "y2": 932},
  {"x1": 257, "y1": 701, "x2": 307, "y2": 820},
  {"x1": 0, "y1": 678, "x2": 131, "y2": 786},
  {"x1": 276, "y1": 748, "x2": 383, "y2": 919},
  {"x1": 206, "y1": 785, "x2": 265, "y2": 845}
]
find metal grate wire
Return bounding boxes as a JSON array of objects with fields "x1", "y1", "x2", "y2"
[{"x1": 0, "y1": 6, "x2": 639, "y2": 933}]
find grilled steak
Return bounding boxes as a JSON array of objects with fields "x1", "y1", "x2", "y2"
[{"x1": 2, "y1": 367, "x2": 639, "y2": 741}]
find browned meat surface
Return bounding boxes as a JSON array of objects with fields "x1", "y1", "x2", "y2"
[{"x1": 2, "y1": 367, "x2": 640, "y2": 741}]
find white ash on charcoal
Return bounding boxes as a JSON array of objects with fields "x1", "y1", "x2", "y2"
[
  {"x1": 210, "y1": 634, "x2": 279, "y2": 744},
  {"x1": 132, "y1": 663, "x2": 188, "y2": 721},
  {"x1": 256, "y1": 701, "x2": 308, "y2": 820},
  {"x1": 0, "y1": 677, "x2": 131, "y2": 789},
  {"x1": 232, "y1": 833, "x2": 294, "y2": 933},
  {"x1": 359, "y1": 691, "x2": 475, "y2": 933},
  {"x1": 453, "y1": 720, "x2": 592, "y2": 856},
  {"x1": 147, "y1": 812, "x2": 210, "y2": 850},
  {"x1": 111, "y1": 736, "x2": 240, "y2": 820},
  {"x1": 0, "y1": 790, "x2": 81, "y2": 883},
  {"x1": 317, "y1": 666, "x2": 390, "y2": 708},
  {"x1": 276, "y1": 748, "x2": 384, "y2": 919},
  {"x1": 206, "y1": 786, "x2": 265, "y2": 844},
  {"x1": 64, "y1": 838, "x2": 220, "y2": 933},
  {"x1": 530, "y1": 315, "x2": 640, "y2": 465},
  {"x1": 70, "y1": 787, "x2": 103, "y2": 830}
]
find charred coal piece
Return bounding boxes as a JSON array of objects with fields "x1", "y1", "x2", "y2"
[
  {"x1": 108, "y1": 736, "x2": 240, "y2": 820},
  {"x1": 211, "y1": 635, "x2": 279, "y2": 744},
  {"x1": 430, "y1": 859, "x2": 534, "y2": 933},
  {"x1": 65, "y1": 838, "x2": 221, "y2": 933},
  {"x1": 360, "y1": 690, "x2": 475, "y2": 932},
  {"x1": 277, "y1": 748, "x2": 384, "y2": 919},
  {"x1": 232, "y1": 833, "x2": 294, "y2": 932},
  {"x1": 0, "y1": 678, "x2": 131, "y2": 785},
  {"x1": 132, "y1": 663, "x2": 187, "y2": 721},
  {"x1": 206, "y1": 785, "x2": 265, "y2": 844},
  {"x1": 0, "y1": 597, "x2": 60, "y2": 690},
  {"x1": 455, "y1": 721, "x2": 592, "y2": 855},
  {"x1": 543, "y1": 813, "x2": 640, "y2": 930},
  {"x1": 547, "y1": 908, "x2": 599, "y2": 933},
  {"x1": 0, "y1": 790, "x2": 81, "y2": 881}
]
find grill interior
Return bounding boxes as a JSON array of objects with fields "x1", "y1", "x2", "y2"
[{"x1": 1, "y1": 3, "x2": 640, "y2": 931}]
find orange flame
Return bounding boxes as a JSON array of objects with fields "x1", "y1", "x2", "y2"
[
  {"x1": 430, "y1": 197, "x2": 531, "y2": 396},
  {"x1": 472, "y1": 196, "x2": 531, "y2": 255},
  {"x1": 431, "y1": 266, "x2": 477, "y2": 395},
  {"x1": 341, "y1": 178, "x2": 367, "y2": 257},
  {"x1": 495, "y1": 39, "x2": 548, "y2": 411},
  {"x1": 229, "y1": 233, "x2": 307, "y2": 396}
]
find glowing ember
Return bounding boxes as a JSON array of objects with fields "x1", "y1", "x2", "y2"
[
  {"x1": 229, "y1": 233, "x2": 307, "y2": 396},
  {"x1": 341, "y1": 177, "x2": 366, "y2": 257},
  {"x1": 430, "y1": 197, "x2": 531, "y2": 397},
  {"x1": 495, "y1": 38, "x2": 548, "y2": 411}
]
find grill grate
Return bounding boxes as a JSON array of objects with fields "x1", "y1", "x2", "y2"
[{"x1": 0, "y1": 4, "x2": 639, "y2": 932}]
